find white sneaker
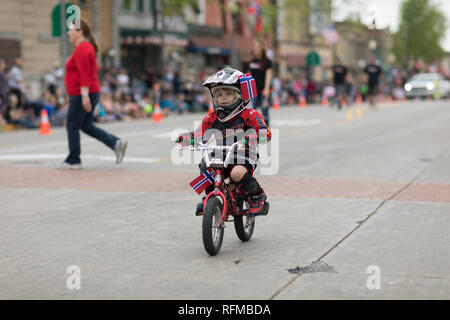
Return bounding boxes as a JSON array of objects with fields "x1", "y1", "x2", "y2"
[
  {"x1": 59, "y1": 162, "x2": 82, "y2": 170},
  {"x1": 114, "y1": 139, "x2": 128, "y2": 164}
]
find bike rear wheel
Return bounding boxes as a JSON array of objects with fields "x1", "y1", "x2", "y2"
[
  {"x1": 202, "y1": 197, "x2": 224, "y2": 256},
  {"x1": 234, "y1": 215, "x2": 255, "y2": 241}
]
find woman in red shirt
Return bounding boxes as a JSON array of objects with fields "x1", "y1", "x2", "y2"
[{"x1": 61, "y1": 19, "x2": 127, "y2": 170}]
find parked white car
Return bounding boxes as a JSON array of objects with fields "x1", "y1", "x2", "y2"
[{"x1": 404, "y1": 73, "x2": 450, "y2": 99}]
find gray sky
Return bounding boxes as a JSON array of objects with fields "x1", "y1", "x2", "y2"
[{"x1": 332, "y1": 0, "x2": 450, "y2": 51}]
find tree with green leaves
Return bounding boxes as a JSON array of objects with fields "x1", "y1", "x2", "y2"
[{"x1": 393, "y1": 0, "x2": 448, "y2": 66}]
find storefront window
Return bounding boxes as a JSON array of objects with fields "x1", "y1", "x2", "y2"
[{"x1": 137, "y1": 0, "x2": 145, "y2": 12}]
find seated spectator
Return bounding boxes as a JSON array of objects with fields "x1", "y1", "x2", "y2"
[
  {"x1": 138, "y1": 94, "x2": 154, "y2": 118},
  {"x1": 132, "y1": 73, "x2": 149, "y2": 99},
  {"x1": 173, "y1": 92, "x2": 189, "y2": 114},
  {"x1": 0, "y1": 58, "x2": 8, "y2": 117},
  {"x1": 160, "y1": 92, "x2": 176, "y2": 115},
  {"x1": 0, "y1": 113, "x2": 6, "y2": 127},
  {"x1": 5, "y1": 93, "x2": 38, "y2": 129},
  {"x1": 100, "y1": 79, "x2": 112, "y2": 95},
  {"x1": 43, "y1": 90, "x2": 57, "y2": 119},
  {"x1": 123, "y1": 93, "x2": 144, "y2": 119},
  {"x1": 51, "y1": 96, "x2": 68, "y2": 127},
  {"x1": 117, "y1": 68, "x2": 130, "y2": 94},
  {"x1": 306, "y1": 78, "x2": 318, "y2": 103},
  {"x1": 189, "y1": 92, "x2": 205, "y2": 113},
  {"x1": 104, "y1": 92, "x2": 123, "y2": 121},
  {"x1": 322, "y1": 81, "x2": 336, "y2": 103},
  {"x1": 112, "y1": 90, "x2": 131, "y2": 121}
]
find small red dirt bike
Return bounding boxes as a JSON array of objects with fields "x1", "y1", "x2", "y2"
[{"x1": 179, "y1": 139, "x2": 269, "y2": 256}]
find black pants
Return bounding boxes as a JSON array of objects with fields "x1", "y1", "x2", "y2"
[
  {"x1": 252, "y1": 94, "x2": 270, "y2": 126},
  {"x1": 65, "y1": 93, "x2": 118, "y2": 164}
]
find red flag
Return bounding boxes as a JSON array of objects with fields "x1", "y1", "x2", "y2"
[{"x1": 255, "y1": 16, "x2": 262, "y2": 33}]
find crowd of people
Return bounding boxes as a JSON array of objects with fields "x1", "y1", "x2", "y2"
[
  {"x1": 0, "y1": 57, "x2": 68, "y2": 130},
  {"x1": 0, "y1": 57, "x2": 217, "y2": 131},
  {"x1": 94, "y1": 66, "x2": 213, "y2": 123},
  {"x1": 1, "y1": 53, "x2": 449, "y2": 132},
  {"x1": 270, "y1": 55, "x2": 444, "y2": 110}
]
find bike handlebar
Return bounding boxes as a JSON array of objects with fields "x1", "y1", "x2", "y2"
[{"x1": 179, "y1": 140, "x2": 243, "y2": 151}]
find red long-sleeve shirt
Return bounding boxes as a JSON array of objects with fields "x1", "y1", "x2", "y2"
[{"x1": 64, "y1": 41, "x2": 100, "y2": 96}]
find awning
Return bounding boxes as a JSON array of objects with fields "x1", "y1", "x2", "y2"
[
  {"x1": 120, "y1": 29, "x2": 188, "y2": 47},
  {"x1": 186, "y1": 45, "x2": 230, "y2": 55},
  {"x1": 121, "y1": 36, "x2": 188, "y2": 47}
]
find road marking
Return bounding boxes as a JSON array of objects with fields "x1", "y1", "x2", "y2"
[
  {"x1": 356, "y1": 108, "x2": 363, "y2": 118},
  {"x1": 0, "y1": 153, "x2": 161, "y2": 164},
  {"x1": 346, "y1": 109, "x2": 354, "y2": 121},
  {"x1": 271, "y1": 119, "x2": 322, "y2": 127},
  {"x1": 0, "y1": 128, "x2": 169, "y2": 154}
]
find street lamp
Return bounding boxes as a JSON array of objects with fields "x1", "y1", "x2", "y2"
[{"x1": 368, "y1": 39, "x2": 377, "y2": 51}]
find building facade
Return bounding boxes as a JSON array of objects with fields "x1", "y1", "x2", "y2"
[
  {"x1": 335, "y1": 20, "x2": 393, "y2": 82},
  {"x1": 0, "y1": 0, "x2": 61, "y2": 97},
  {"x1": 0, "y1": 0, "x2": 115, "y2": 98},
  {"x1": 275, "y1": 0, "x2": 333, "y2": 82}
]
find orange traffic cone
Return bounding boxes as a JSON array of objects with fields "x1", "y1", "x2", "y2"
[
  {"x1": 273, "y1": 95, "x2": 280, "y2": 109},
  {"x1": 356, "y1": 93, "x2": 363, "y2": 104},
  {"x1": 39, "y1": 109, "x2": 51, "y2": 135},
  {"x1": 299, "y1": 94, "x2": 307, "y2": 108},
  {"x1": 152, "y1": 103, "x2": 163, "y2": 123},
  {"x1": 321, "y1": 96, "x2": 328, "y2": 107}
]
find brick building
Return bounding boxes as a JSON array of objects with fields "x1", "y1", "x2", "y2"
[
  {"x1": 275, "y1": 0, "x2": 333, "y2": 82},
  {"x1": 185, "y1": 0, "x2": 263, "y2": 74},
  {"x1": 0, "y1": 0, "x2": 61, "y2": 97},
  {"x1": 0, "y1": 0, "x2": 115, "y2": 98}
]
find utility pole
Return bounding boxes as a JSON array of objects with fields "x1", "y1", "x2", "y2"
[
  {"x1": 229, "y1": 0, "x2": 240, "y2": 69},
  {"x1": 60, "y1": 0, "x2": 68, "y2": 66},
  {"x1": 156, "y1": 0, "x2": 167, "y2": 75},
  {"x1": 307, "y1": 0, "x2": 314, "y2": 79},
  {"x1": 93, "y1": 0, "x2": 100, "y2": 63},
  {"x1": 111, "y1": 0, "x2": 121, "y2": 66}
]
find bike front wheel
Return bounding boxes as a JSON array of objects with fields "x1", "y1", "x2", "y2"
[{"x1": 202, "y1": 197, "x2": 224, "y2": 256}]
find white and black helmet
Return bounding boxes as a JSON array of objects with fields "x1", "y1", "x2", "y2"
[{"x1": 203, "y1": 68, "x2": 251, "y2": 122}]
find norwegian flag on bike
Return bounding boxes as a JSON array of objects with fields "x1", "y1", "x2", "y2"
[
  {"x1": 189, "y1": 168, "x2": 216, "y2": 195},
  {"x1": 239, "y1": 73, "x2": 258, "y2": 100}
]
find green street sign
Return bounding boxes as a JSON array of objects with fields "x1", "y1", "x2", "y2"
[
  {"x1": 306, "y1": 51, "x2": 321, "y2": 67},
  {"x1": 51, "y1": 3, "x2": 71, "y2": 37}
]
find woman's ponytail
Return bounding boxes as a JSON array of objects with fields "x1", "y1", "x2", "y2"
[
  {"x1": 80, "y1": 19, "x2": 98, "y2": 53},
  {"x1": 87, "y1": 33, "x2": 99, "y2": 53}
]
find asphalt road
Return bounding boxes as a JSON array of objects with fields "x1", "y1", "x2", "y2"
[{"x1": 1, "y1": 100, "x2": 449, "y2": 299}]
